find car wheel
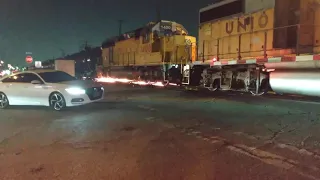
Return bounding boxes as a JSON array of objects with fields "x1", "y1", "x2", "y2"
[
  {"x1": 49, "y1": 92, "x2": 66, "y2": 111},
  {"x1": 0, "y1": 92, "x2": 9, "y2": 109}
]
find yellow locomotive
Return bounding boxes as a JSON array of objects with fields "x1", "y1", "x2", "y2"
[{"x1": 101, "y1": 20, "x2": 196, "y2": 84}]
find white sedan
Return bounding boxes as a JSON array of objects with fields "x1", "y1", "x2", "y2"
[{"x1": 0, "y1": 70, "x2": 104, "y2": 111}]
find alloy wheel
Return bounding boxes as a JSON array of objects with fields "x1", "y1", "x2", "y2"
[
  {"x1": 50, "y1": 93, "x2": 65, "y2": 111},
  {"x1": 0, "y1": 93, "x2": 9, "y2": 109}
]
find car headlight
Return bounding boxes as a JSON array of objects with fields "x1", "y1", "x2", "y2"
[{"x1": 65, "y1": 87, "x2": 86, "y2": 95}]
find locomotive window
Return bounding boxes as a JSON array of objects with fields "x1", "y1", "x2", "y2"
[{"x1": 199, "y1": 0, "x2": 243, "y2": 24}]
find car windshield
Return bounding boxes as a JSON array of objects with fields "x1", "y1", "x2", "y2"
[{"x1": 38, "y1": 71, "x2": 76, "y2": 83}]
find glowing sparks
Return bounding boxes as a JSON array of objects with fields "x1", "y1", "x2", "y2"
[{"x1": 95, "y1": 76, "x2": 178, "y2": 87}]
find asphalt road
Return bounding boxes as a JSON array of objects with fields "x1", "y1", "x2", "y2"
[{"x1": 1, "y1": 84, "x2": 320, "y2": 179}]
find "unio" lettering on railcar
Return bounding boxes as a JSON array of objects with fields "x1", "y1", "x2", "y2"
[{"x1": 225, "y1": 11, "x2": 269, "y2": 34}]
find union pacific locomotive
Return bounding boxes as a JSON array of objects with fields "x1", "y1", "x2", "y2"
[{"x1": 100, "y1": 20, "x2": 196, "y2": 84}]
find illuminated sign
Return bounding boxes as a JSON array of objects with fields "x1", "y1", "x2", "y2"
[
  {"x1": 35, "y1": 61, "x2": 42, "y2": 68},
  {"x1": 26, "y1": 56, "x2": 33, "y2": 63}
]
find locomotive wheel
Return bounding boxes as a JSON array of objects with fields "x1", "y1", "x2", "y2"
[
  {"x1": 207, "y1": 80, "x2": 219, "y2": 92},
  {"x1": 250, "y1": 79, "x2": 268, "y2": 96}
]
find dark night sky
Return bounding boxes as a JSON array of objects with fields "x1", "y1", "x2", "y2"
[{"x1": 0, "y1": 0, "x2": 215, "y2": 66}]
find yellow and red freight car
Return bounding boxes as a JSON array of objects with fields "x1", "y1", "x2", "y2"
[
  {"x1": 184, "y1": 0, "x2": 320, "y2": 97},
  {"x1": 197, "y1": 0, "x2": 319, "y2": 62}
]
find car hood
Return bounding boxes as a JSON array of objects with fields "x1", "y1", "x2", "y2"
[{"x1": 55, "y1": 80, "x2": 102, "y2": 88}]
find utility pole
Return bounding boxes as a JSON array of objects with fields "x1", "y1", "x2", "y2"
[
  {"x1": 59, "y1": 48, "x2": 66, "y2": 58},
  {"x1": 118, "y1": 20, "x2": 124, "y2": 35},
  {"x1": 156, "y1": 0, "x2": 161, "y2": 22},
  {"x1": 84, "y1": 40, "x2": 88, "y2": 50}
]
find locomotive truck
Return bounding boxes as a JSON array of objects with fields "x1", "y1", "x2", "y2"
[{"x1": 183, "y1": 0, "x2": 320, "y2": 97}]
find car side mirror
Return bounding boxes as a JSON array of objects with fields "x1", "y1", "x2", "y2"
[{"x1": 31, "y1": 80, "x2": 42, "y2": 84}]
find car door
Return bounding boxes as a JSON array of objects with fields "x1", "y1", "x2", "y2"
[
  {"x1": 1, "y1": 74, "x2": 30, "y2": 105},
  {"x1": 20, "y1": 73, "x2": 53, "y2": 106}
]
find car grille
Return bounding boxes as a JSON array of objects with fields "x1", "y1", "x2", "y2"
[{"x1": 86, "y1": 87, "x2": 103, "y2": 100}]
